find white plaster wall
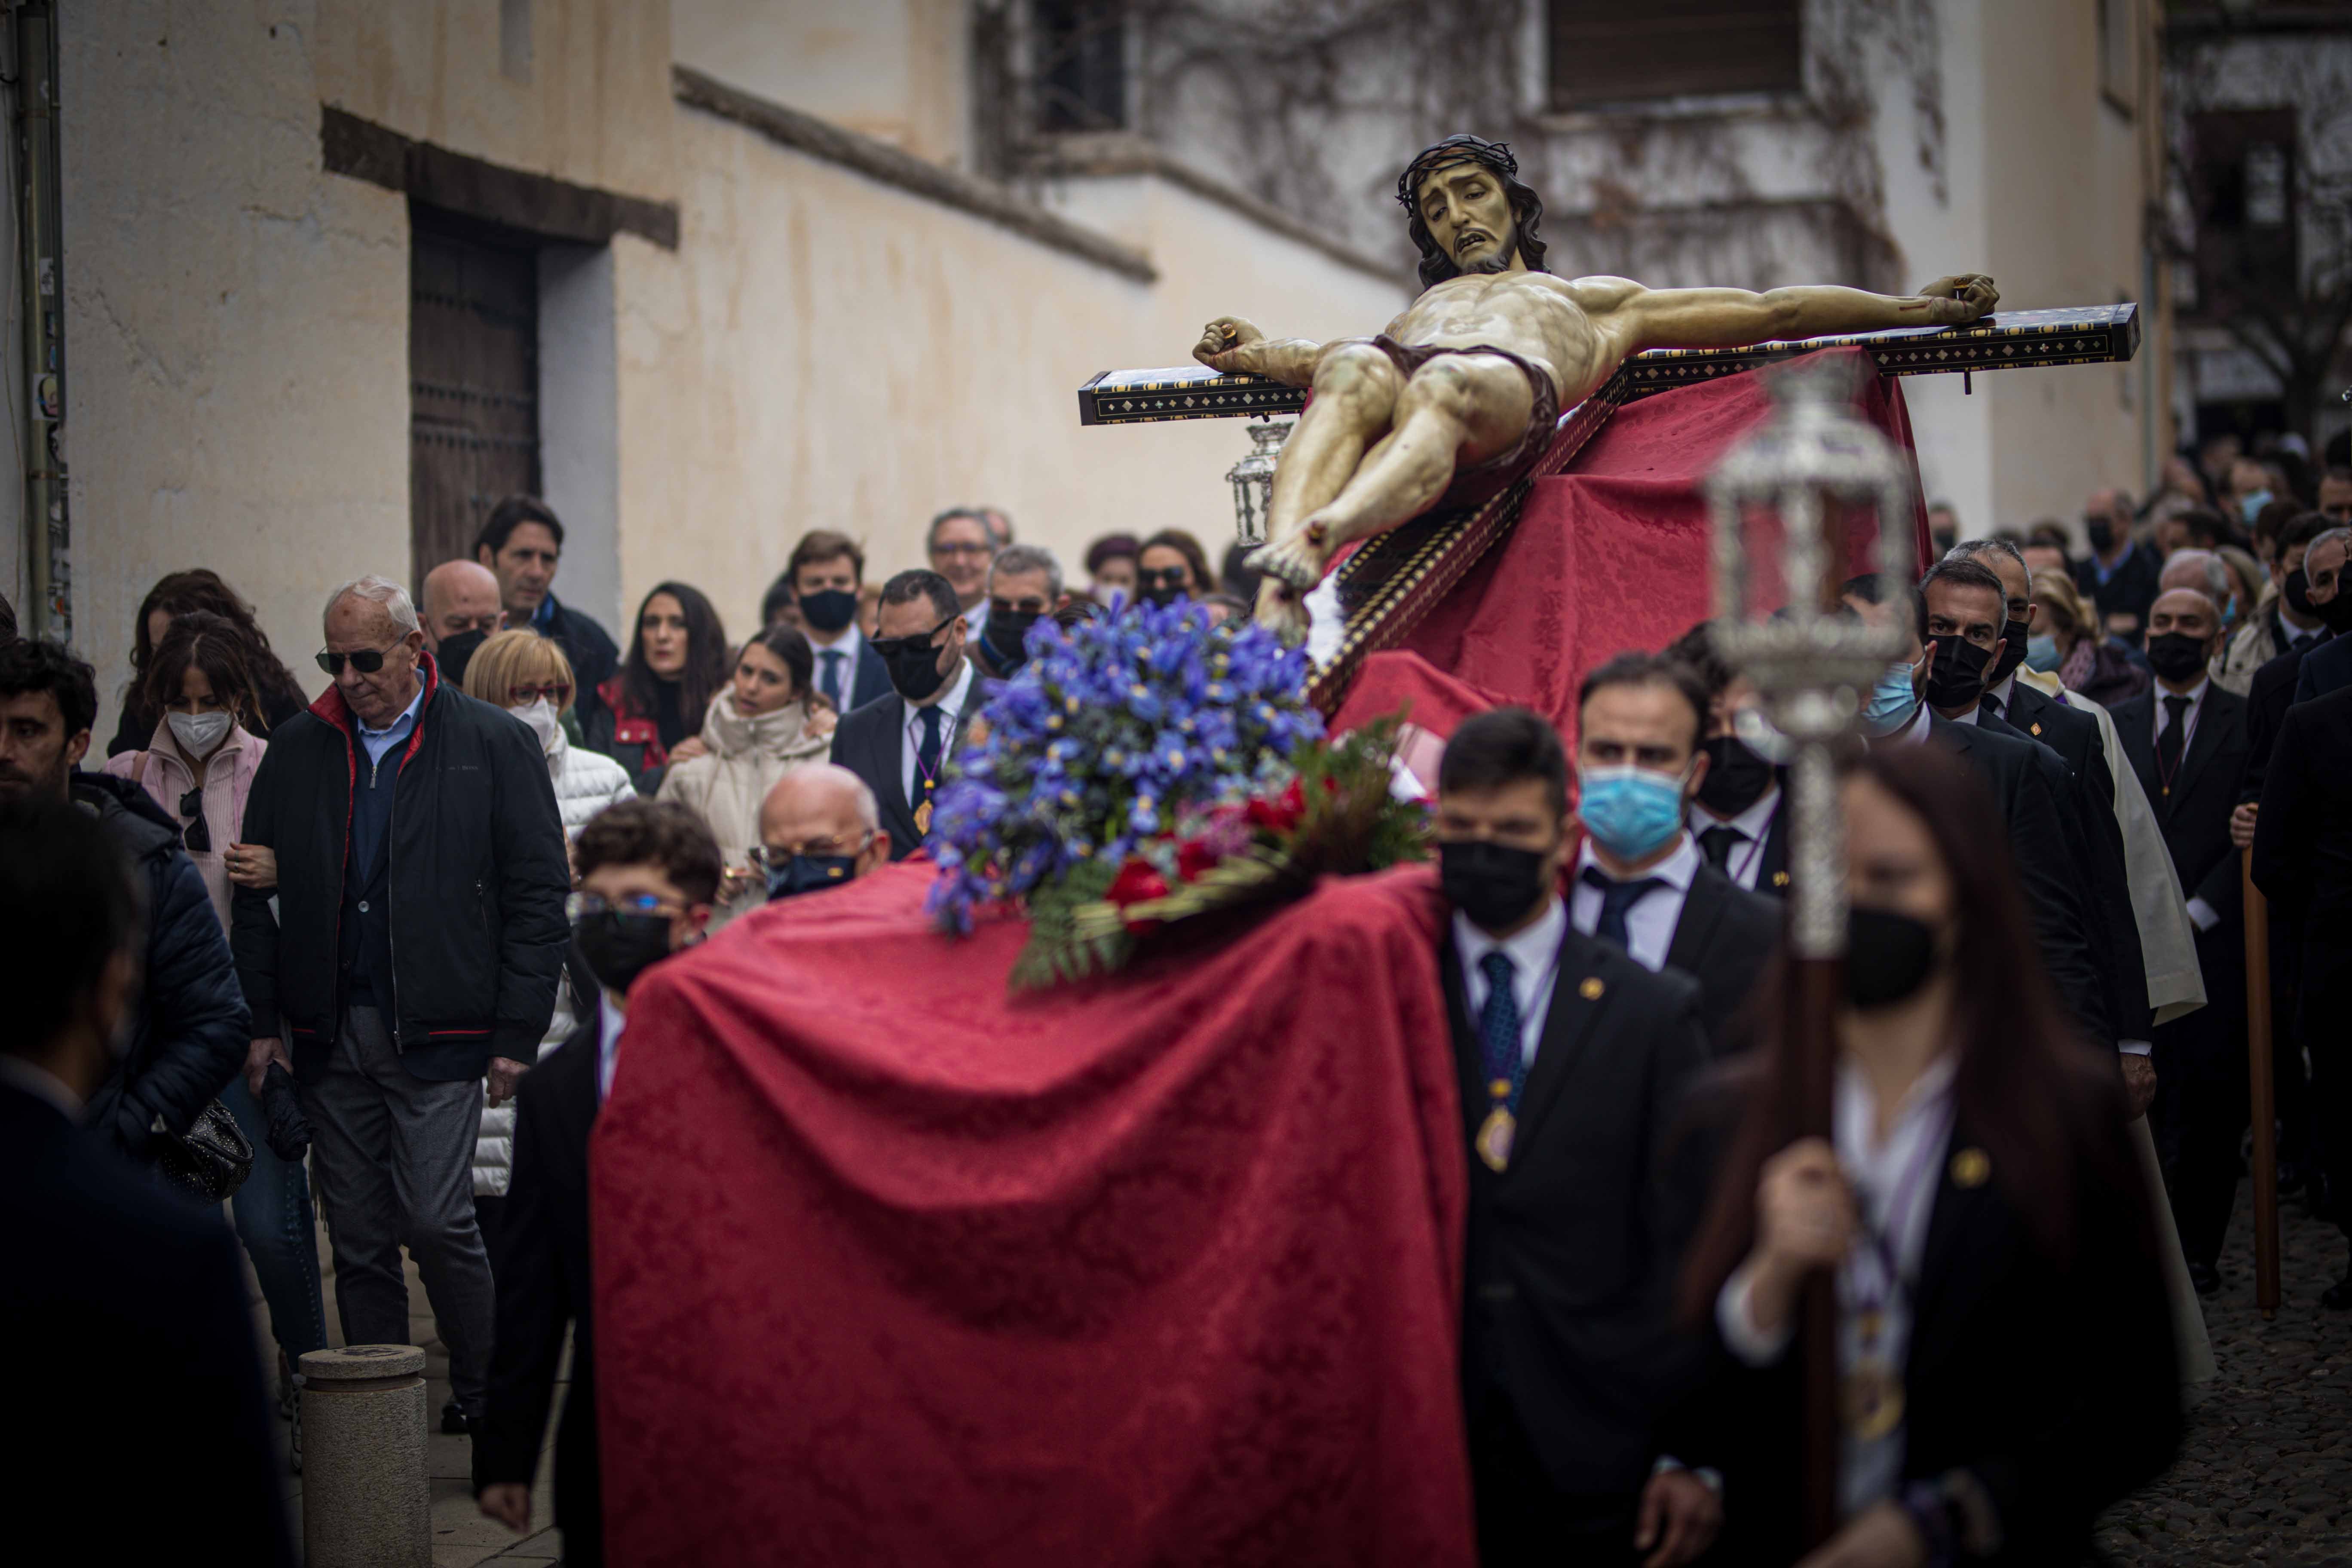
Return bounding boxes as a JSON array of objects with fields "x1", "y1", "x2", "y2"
[
  {"x1": 63, "y1": 3, "x2": 413, "y2": 712},
  {"x1": 671, "y1": 0, "x2": 970, "y2": 167},
  {"x1": 612, "y1": 102, "x2": 1409, "y2": 641}
]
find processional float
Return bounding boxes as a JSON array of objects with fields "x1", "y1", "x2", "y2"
[{"x1": 1081, "y1": 298, "x2": 2152, "y2": 1543}]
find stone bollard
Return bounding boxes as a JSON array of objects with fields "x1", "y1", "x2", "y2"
[{"x1": 300, "y1": 1344, "x2": 430, "y2": 1567}]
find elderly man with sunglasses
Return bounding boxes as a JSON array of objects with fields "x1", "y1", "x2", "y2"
[{"x1": 231, "y1": 574, "x2": 569, "y2": 1438}]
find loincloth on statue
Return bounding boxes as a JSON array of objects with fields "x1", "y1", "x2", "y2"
[{"x1": 1370, "y1": 335, "x2": 1561, "y2": 511}]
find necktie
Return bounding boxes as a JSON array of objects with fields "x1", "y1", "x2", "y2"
[
  {"x1": 1580, "y1": 866, "x2": 1663, "y2": 950},
  {"x1": 1698, "y1": 825, "x2": 1744, "y2": 870},
  {"x1": 820, "y1": 649, "x2": 847, "y2": 710},
  {"x1": 2156, "y1": 695, "x2": 2190, "y2": 793},
  {"x1": 916, "y1": 703, "x2": 944, "y2": 797},
  {"x1": 1980, "y1": 690, "x2": 2003, "y2": 723},
  {"x1": 1473, "y1": 948, "x2": 1531, "y2": 1172}
]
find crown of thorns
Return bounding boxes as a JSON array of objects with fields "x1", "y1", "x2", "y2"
[{"x1": 1396, "y1": 135, "x2": 1518, "y2": 209}]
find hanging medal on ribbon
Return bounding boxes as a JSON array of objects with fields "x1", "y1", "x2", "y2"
[
  {"x1": 1473, "y1": 952, "x2": 1558, "y2": 1173},
  {"x1": 1839, "y1": 1097, "x2": 1955, "y2": 1443}
]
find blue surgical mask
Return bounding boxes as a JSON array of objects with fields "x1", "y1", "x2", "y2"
[
  {"x1": 1862, "y1": 659, "x2": 1921, "y2": 736},
  {"x1": 2241, "y1": 490, "x2": 2272, "y2": 524},
  {"x1": 1576, "y1": 764, "x2": 1690, "y2": 862},
  {"x1": 2024, "y1": 632, "x2": 2060, "y2": 672}
]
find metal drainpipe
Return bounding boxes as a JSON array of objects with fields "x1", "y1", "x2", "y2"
[{"x1": 14, "y1": 1, "x2": 66, "y2": 642}]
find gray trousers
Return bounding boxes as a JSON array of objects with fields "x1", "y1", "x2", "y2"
[{"x1": 301, "y1": 1004, "x2": 496, "y2": 1413}]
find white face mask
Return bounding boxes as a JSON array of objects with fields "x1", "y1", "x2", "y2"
[
  {"x1": 166, "y1": 709, "x2": 234, "y2": 758},
  {"x1": 511, "y1": 696, "x2": 563, "y2": 753}
]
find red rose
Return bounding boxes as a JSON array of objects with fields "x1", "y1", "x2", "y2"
[
  {"x1": 1246, "y1": 777, "x2": 1307, "y2": 835},
  {"x1": 1106, "y1": 857, "x2": 1170, "y2": 908},
  {"x1": 1175, "y1": 838, "x2": 1220, "y2": 884}
]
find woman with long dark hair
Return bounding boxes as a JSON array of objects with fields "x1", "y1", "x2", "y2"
[
  {"x1": 1672, "y1": 746, "x2": 2177, "y2": 1565},
  {"x1": 586, "y1": 581, "x2": 731, "y2": 795},
  {"x1": 107, "y1": 569, "x2": 309, "y2": 756}
]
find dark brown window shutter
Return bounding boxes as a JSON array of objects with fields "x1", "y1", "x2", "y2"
[{"x1": 1550, "y1": 0, "x2": 1803, "y2": 109}]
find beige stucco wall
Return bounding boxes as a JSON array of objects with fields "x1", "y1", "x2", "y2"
[
  {"x1": 611, "y1": 101, "x2": 1408, "y2": 642},
  {"x1": 671, "y1": 0, "x2": 969, "y2": 168}
]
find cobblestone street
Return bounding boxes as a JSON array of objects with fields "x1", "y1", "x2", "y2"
[{"x1": 2101, "y1": 1187, "x2": 2352, "y2": 1566}]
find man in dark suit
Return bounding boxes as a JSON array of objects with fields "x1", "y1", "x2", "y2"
[
  {"x1": 1432, "y1": 709, "x2": 1720, "y2": 1567},
  {"x1": 2113, "y1": 588, "x2": 2253, "y2": 1292},
  {"x1": 476, "y1": 495, "x2": 622, "y2": 735},
  {"x1": 2072, "y1": 485, "x2": 2162, "y2": 645},
  {"x1": 1569, "y1": 652, "x2": 1779, "y2": 1056},
  {"x1": 772, "y1": 529, "x2": 894, "y2": 714},
  {"x1": 1945, "y1": 541, "x2": 2159, "y2": 1102},
  {"x1": 475, "y1": 799, "x2": 725, "y2": 1565},
  {"x1": 0, "y1": 797, "x2": 293, "y2": 1566},
  {"x1": 1850, "y1": 584, "x2": 2113, "y2": 1054},
  {"x1": 2286, "y1": 527, "x2": 2352, "y2": 704},
  {"x1": 828, "y1": 569, "x2": 980, "y2": 861},
  {"x1": 2251, "y1": 682, "x2": 2352, "y2": 1308},
  {"x1": 969, "y1": 544, "x2": 1071, "y2": 680},
  {"x1": 1668, "y1": 622, "x2": 1790, "y2": 897}
]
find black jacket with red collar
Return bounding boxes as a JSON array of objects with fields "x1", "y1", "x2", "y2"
[{"x1": 230, "y1": 652, "x2": 570, "y2": 1082}]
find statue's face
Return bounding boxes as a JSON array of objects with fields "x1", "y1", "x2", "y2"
[{"x1": 1414, "y1": 161, "x2": 1519, "y2": 276}]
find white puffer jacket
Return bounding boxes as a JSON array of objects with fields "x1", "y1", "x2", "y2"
[{"x1": 472, "y1": 725, "x2": 637, "y2": 1199}]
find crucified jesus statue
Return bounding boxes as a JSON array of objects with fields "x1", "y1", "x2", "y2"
[{"x1": 1193, "y1": 134, "x2": 1999, "y2": 634}]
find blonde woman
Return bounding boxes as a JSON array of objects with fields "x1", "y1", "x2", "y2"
[
  {"x1": 658, "y1": 625, "x2": 834, "y2": 916},
  {"x1": 460, "y1": 631, "x2": 634, "y2": 1239},
  {"x1": 2029, "y1": 569, "x2": 2149, "y2": 711}
]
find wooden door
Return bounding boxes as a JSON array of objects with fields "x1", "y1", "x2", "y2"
[{"x1": 409, "y1": 208, "x2": 540, "y2": 589}]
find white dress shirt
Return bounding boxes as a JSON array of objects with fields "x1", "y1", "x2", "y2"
[
  {"x1": 808, "y1": 624, "x2": 865, "y2": 708},
  {"x1": 899, "y1": 657, "x2": 975, "y2": 808},
  {"x1": 1687, "y1": 784, "x2": 1782, "y2": 891},
  {"x1": 1568, "y1": 833, "x2": 1700, "y2": 972},
  {"x1": 1450, "y1": 896, "x2": 1567, "y2": 1069},
  {"x1": 357, "y1": 684, "x2": 426, "y2": 769},
  {"x1": 1718, "y1": 1053, "x2": 1960, "y2": 1519},
  {"x1": 597, "y1": 991, "x2": 628, "y2": 1104}
]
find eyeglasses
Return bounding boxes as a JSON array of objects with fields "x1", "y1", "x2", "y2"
[
  {"x1": 870, "y1": 615, "x2": 958, "y2": 662},
  {"x1": 931, "y1": 542, "x2": 993, "y2": 559},
  {"x1": 567, "y1": 891, "x2": 681, "y2": 920},
  {"x1": 315, "y1": 644, "x2": 404, "y2": 677},
  {"x1": 508, "y1": 683, "x2": 572, "y2": 707},
  {"x1": 178, "y1": 786, "x2": 211, "y2": 853},
  {"x1": 747, "y1": 833, "x2": 872, "y2": 879}
]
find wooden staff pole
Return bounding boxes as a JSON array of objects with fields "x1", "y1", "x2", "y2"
[
  {"x1": 2243, "y1": 851, "x2": 2280, "y2": 1319},
  {"x1": 1784, "y1": 740, "x2": 1844, "y2": 1550}
]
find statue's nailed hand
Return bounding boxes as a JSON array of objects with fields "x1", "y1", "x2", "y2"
[
  {"x1": 1193, "y1": 316, "x2": 1264, "y2": 372},
  {"x1": 1915, "y1": 274, "x2": 1999, "y2": 325}
]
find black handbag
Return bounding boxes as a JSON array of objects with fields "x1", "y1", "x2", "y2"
[{"x1": 154, "y1": 1098, "x2": 254, "y2": 1203}]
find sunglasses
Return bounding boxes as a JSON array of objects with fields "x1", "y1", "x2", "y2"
[
  {"x1": 508, "y1": 683, "x2": 572, "y2": 707},
  {"x1": 869, "y1": 614, "x2": 958, "y2": 662},
  {"x1": 315, "y1": 644, "x2": 404, "y2": 677},
  {"x1": 178, "y1": 786, "x2": 210, "y2": 854},
  {"x1": 1138, "y1": 568, "x2": 1190, "y2": 590},
  {"x1": 567, "y1": 891, "x2": 680, "y2": 920}
]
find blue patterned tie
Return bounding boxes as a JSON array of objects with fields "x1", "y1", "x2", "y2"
[
  {"x1": 1580, "y1": 866, "x2": 1663, "y2": 950},
  {"x1": 820, "y1": 649, "x2": 847, "y2": 710},
  {"x1": 1478, "y1": 950, "x2": 1529, "y2": 1112}
]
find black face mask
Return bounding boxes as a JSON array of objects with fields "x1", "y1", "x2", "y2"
[
  {"x1": 2284, "y1": 567, "x2": 2317, "y2": 619},
  {"x1": 2324, "y1": 586, "x2": 2352, "y2": 636},
  {"x1": 573, "y1": 912, "x2": 676, "y2": 996},
  {"x1": 1923, "y1": 635, "x2": 1994, "y2": 710},
  {"x1": 798, "y1": 588, "x2": 858, "y2": 634},
  {"x1": 1986, "y1": 617, "x2": 2030, "y2": 687},
  {"x1": 1139, "y1": 583, "x2": 1187, "y2": 609},
  {"x1": 981, "y1": 608, "x2": 1046, "y2": 673},
  {"x1": 1439, "y1": 838, "x2": 1552, "y2": 934},
  {"x1": 436, "y1": 628, "x2": 490, "y2": 687},
  {"x1": 2085, "y1": 517, "x2": 2115, "y2": 553},
  {"x1": 2144, "y1": 631, "x2": 2211, "y2": 684},
  {"x1": 876, "y1": 629, "x2": 953, "y2": 702},
  {"x1": 1696, "y1": 735, "x2": 1774, "y2": 816},
  {"x1": 1846, "y1": 906, "x2": 1939, "y2": 1009},
  {"x1": 767, "y1": 854, "x2": 857, "y2": 901}
]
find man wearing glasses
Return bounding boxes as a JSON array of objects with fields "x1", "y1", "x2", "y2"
[
  {"x1": 928, "y1": 506, "x2": 1000, "y2": 638},
  {"x1": 231, "y1": 573, "x2": 569, "y2": 1439},
  {"x1": 753, "y1": 763, "x2": 893, "y2": 900},
  {"x1": 827, "y1": 569, "x2": 977, "y2": 860}
]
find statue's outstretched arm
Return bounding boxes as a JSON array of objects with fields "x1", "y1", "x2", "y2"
[
  {"x1": 1583, "y1": 273, "x2": 1999, "y2": 355},
  {"x1": 1192, "y1": 317, "x2": 1325, "y2": 386}
]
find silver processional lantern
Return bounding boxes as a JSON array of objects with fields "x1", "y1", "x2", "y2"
[
  {"x1": 1701, "y1": 354, "x2": 1917, "y2": 959},
  {"x1": 1225, "y1": 418, "x2": 1291, "y2": 547}
]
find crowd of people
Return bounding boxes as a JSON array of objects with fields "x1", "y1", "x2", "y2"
[{"x1": 3, "y1": 443, "x2": 2349, "y2": 1564}]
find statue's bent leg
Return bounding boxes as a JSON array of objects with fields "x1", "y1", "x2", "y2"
[
  {"x1": 1250, "y1": 340, "x2": 1403, "y2": 637},
  {"x1": 1303, "y1": 354, "x2": 1534, "y2": 550}
]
